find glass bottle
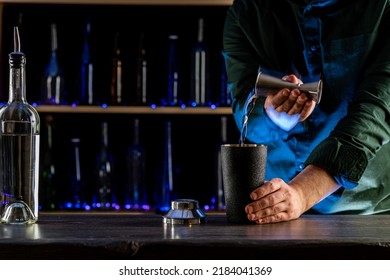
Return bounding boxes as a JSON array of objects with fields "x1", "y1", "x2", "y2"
[
  {"x1": 79, "y1": 19, "x2": 94, "y2": 105},
  {"x1": 65, "y1": 138, "x2": 87, "y2": 210},
  {"x1": 39, "y1": 115, "x2": 58, "y2": 210},
  {"x1": 125, "y1": 118, "x2": 149, "y2": 210},
  {"x1": 219, "y1": 54, "x2": 231, "y2": 106},
  {"x1": 41, "y1": 23, "x2": 66, "y2": 105},
  {"x1": 93, "y1": 121, "x2": 116, "y2": 210},
  {"x1": 0, "y1": 27, "x2": 40, "y2": 224},
  {"x1": 110, "y1": 32, "x2": 123, "y2": 105},
  {"x1": 189, "y1": 18, "x2": 210, "y2": 107},
  {"x1": 155, "y1": 121, "x2": 174, "y2": 214},
  {"x1": 162, "y1": 35, "x2": 180, "y2": 106},
  {"x1": 214, "y1": 116, "x2": 227, "y2": 210},
  {"x1": 135, "y1": 33, "x2": 148, "y2": 105}
]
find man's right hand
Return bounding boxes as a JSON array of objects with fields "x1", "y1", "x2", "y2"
[{"x1": 264, "y1": 75, "x2": 316, "y2": 127}]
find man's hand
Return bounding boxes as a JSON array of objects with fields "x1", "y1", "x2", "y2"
[
  {"x1": 245, "y1": 164, "x2": 341, "y2": 224},
  {"x1": 264, "y1": 74, "x2": 316, "y2": 130}
]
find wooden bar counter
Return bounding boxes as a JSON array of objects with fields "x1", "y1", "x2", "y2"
[{"x1": 1, "y1": 212, "x2": 390, "y2": 260}]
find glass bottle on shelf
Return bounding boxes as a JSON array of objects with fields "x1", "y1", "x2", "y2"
[
  {"x1": 41, "y1": 23, "x2": 66, "y2": 105},
  {"x1": 0, "y1": 27, "x2": 40, "y2": 224},
  {"x1": 39, "y1": 115, "x2": 59, "y2": 210},
  {"x1": 213, "y1": 116, "x2": 227, "y2": 211},
  {"x1": 219, "y1": 54, "x2": 231, "y2": 107},
  {"x1": 110, "y1": 32, "x2": 123, "y2": 105},
  {"x1": 155, "y1": 121, "x2": 174, "y2": 214},
  {"x1": 125, "y1": 118, "x2": 149, "y2": 210},
  {"x1": 65, "y1": 138, "x2": 88, "y2": 210},
  {"x1": 189, "y1": 18, "x2": 210, "y2": 107},
  {"x1": 79, "y1": 19, "x2": 94, "y2": 105},
  {"x1": 162, "y1": 35, "x2": 180, "y2": 106},
  {"x1": 93, "y1": 121, "x2": 116, "y2": 210},
  {"x1": 135, "y1": 33, "x2": 148, "y2": 105}
]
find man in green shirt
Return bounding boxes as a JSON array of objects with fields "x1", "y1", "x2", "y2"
[{"x1": 223, "y1": 0, "x2": 390, "y2": 223}]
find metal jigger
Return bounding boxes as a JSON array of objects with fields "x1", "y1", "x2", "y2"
[
  {"x1": 163, "y1": 199, "x2": 207, "y2": 225},
  {"x1": 255, "y1": 71, "x2": 323, "y2": 104}
]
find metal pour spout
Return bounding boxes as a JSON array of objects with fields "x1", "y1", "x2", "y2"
[{"x1": 14, "y1": 26, "x2": 21, "y2": 53}]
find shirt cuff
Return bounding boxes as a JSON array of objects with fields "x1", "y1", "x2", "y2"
[
  {"x1": 305, "y1": 139, "x2": 367, "y2": 184},
  {"x1": 333, "y1": 174, "x2": 358, "y2": 189}
]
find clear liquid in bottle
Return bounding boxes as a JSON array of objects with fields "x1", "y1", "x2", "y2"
[{"x1": 0, "y1": 27, "x2": 40, "y2": 224}]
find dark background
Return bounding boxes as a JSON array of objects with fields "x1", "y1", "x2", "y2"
[{"x1": 0, "y1": 3, "x2": 240, "y2": 211}]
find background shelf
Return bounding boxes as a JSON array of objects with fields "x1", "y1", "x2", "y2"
[{"x1": 36, "y1": 105, "x2": 233, "y2": 115}]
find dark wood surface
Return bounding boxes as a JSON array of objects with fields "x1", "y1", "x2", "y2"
[{"x1": 1, "y1": 212, "x2": 390, "y2": 260}]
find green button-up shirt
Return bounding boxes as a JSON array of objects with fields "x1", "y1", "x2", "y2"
[{"x1": 223, "y1": 0, "x2": 390, "y2": 214}]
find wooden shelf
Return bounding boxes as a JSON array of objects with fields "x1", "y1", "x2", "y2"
[
  {"x1": 35, "y1": 105, "x2": 233, "y2": 115},
  {"x1": 0, "y1": 0, "x2": 232, "y2": 6}
]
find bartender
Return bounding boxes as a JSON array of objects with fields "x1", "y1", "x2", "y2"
[{"x1": 222, "y1": 0, "x2": 390, "y2": 224}]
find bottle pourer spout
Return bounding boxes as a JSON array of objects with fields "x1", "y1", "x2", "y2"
[{"x1": 14, "y1": 26, "x2": 21, "y2": 53}]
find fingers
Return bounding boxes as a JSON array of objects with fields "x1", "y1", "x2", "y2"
[
  {"x1": 299, "y1": 99, "x2": 315, "y2": 121},
  {"x1": 266, "y1": 89, "x2": 314, "y2": 120},
  {"x1": 275, "y1": 89, "x2": 300, "y2": 113},
  {"x1": 264, "y1": 74, "x2": 316, "y2": 123},
  {"x1": 254, "y1": 212, "x2": 297, "y2": 224},
  {"x1": 245, "y1": 178, "x2": 301, "y2": 224},
  {"x1": 266, "y1": 89, "x2": 290, "y2": 108},
  {"x1": 249, "y1": 179, "x2": 282, "y2": 200},
  {"x1": 282, "y1": 74, "x2": 301, "y2": 84}
]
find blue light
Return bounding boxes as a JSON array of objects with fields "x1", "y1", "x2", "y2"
[
  {"x1": 180, "y1": 104, "x2": 186, "y2": 109},
  {"x1": 159, "y1": 206, "x2": 170, "y2": 212},
  {"x1": 142, "y1": 205, "x2": 151, "y2": 211},
  {"x1": 32, "y1": 102, "x2": 38, "y2": 107},
  {"x1": 102, "y1": 103, "x2": 108, "y2": 109},
  {"x1": 210, "y1": 104, "x2": 216, "y2": 110},
  {"x1": 66, "y1": 202, "x2": 72, "y2": 208},
  {"x1": 150, "y1": 103, "x2": 157, "y2": 109},
  {"x1": 85, "y1": 205, "x2": 91, "y2": 211},
  {"x1": 71, "y1": 103, "x2": 77, "y2": 108},
  {"x1": 191, "y1": 102, "x2": 197, "y2": 107}
]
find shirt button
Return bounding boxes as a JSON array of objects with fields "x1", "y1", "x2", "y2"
[
  {"x1": 299, "y1": 163, "x2": 305, "y2": 170},
  {"x1": 310, "y1": 45, "x2": 317, "y2": 52}
]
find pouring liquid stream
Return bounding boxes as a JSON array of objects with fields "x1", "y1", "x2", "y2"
[{"x1": 239, "y1": 93, "x2": 258, "y2": 146}]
